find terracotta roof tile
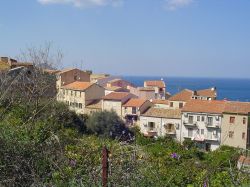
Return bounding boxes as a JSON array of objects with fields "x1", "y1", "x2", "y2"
[
  {"x1": 145, "y1": 80, "x2": 165, "y2": 88},
  {"x1": 152, "y1": 99, "x2": 169, "y2": 105},
  {"x1": 182, "y1": 100, "x2": 226, "y2": 114},
  {"x1": 105, "y1": 86, "x2": 129, "y2": 92},
  {"x1": 103, "y1": 92, "x2": 136, "y2": 101},
  {"x1": 224, "y1": 101, "x2": 250, "y2": 115},
  {"x1": 196, "y1": 88, "x2": 217, "y2": 98},
  {"x1": 142, "y1": 108, "x2": 181, "y2": 119},
  {"x1": 62, "y1": 81, "x2": 93, "y2": 91},
  {"x1": 169, "y1": 89, "x2": 193, "y2": 101},
  {"x1": 123, "y1": 98, "x2": 148, "y2": 107}
]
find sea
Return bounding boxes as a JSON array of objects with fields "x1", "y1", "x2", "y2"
[{"x1": 122, "y1": 76, "x2": 250, "y2": 102}]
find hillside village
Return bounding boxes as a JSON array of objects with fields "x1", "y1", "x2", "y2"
[{"x1": 1, "y1": 56, "x2": 249, "y2": 153}]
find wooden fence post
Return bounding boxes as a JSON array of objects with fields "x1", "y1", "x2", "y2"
[{"x1": 102, "y1": 146, "x2": 109, "y2": 187}]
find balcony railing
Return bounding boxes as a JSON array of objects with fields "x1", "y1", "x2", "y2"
[
  {"x1": 205, "y1": 134, "x2": 219, "y2": 141},
  {"x1": 183, "y1": 121, "x2": 197, "y2": 127},
  {"x1": 206, "y1": 123, "x2": 220, "y2": 128}
]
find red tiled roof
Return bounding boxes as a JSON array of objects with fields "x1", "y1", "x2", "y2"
[
  {"x1": 196, "y1": 88, "x2": 217, "y2": 98},
  {"x1": 102, "y1": 92, "x2": 135, "y2": 101},
  {"x1": 62, "y1": 81, "x2": 93, "y2": 91},
  {"x1": 182, "y1": 100, "x2": 227, "y2": 114},
  {"x1": 169, "y1": 89, "x2": 193, "y2": 102},
  {"x1": 123, "y1": 98, "x2": 148, "y2": 107},
  {"x1": 105, "y1": 86, "x2": 129, "y2": 92},
  {"x1": 142, "y1": 108, "x2": 181, "y2": 119},
  {"x1": 152, "y1": 99, "x2": 169, "y2": 105},
  {"x1": 224, "y1": 101, "x2": 250, "y2": 115},
  {"x1": 145, "y1": 80, "x2": 165, "y2": 88}
]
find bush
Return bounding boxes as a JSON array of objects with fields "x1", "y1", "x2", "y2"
[{"x1": 86, "y1": 110, "x2": 133, "y2": 141}]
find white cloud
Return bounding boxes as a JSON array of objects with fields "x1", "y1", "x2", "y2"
[
  {"x1": 165, "y1": 0, "x2": 194, "y2": 11},
  {"x1": 37, "y1": 0, "x2": 123, "y2": 8}
]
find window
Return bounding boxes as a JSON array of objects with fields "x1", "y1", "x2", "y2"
[
  {"x1": 63, "y1": 89, "x2": 65, "y2": 95},
  {"x1": 188, "y1": 128, "x2": 193, "y2": 137},
  {"x1": 66, "y1": 90, "x2": 68, "y2": 95},
  {"x1": 74, "y1": 75, "x2": 77, "y2": 80},
  {"x1": 242, "y1": 132, "x2": 246, "y2": 139},
  {"x1": 243, "y1": 117, "x2": 246, "y2": 124},
  {"x1": 75, "y1": 103, "x2": 78, "y2": 108},
  {"x1": 201, "y1": 116, "x2": 205, "y2": 122},
  {"x1": 197, "y1": 116, "x2": 200, "y2": 121},
  {"x1": 201, "y1": 129, "x2": 204, "y2": 135},
  {"x1": 71, "y1": 91, "x2": 73, "y2": 96},
  {"x1": 230, "y1": 117, "x2": 235, "y2": 124},
  {"x1": 188, "y1": 116, "x2": 194, "y2": 124},
  {"x1": 79, "y1": 103, "x2": 82, "y2": 109},
  {"x1": 216, "y1": 116, "x2": 220, "y2": 121},
  {"x1": 179, "y1": 103, "x2": 183, "y2": 108},
  {"x1": 80, "y1": 92, "x2": 82, "y2": 97},
  {"x1": 75, "y1": 91, "x2": 77, "y2": 96},
  {"x1": 207, "y1": 117, "x2": 213, "y2": 126},
  {"x1": 132, "y1": 107, "x2": 136, "y2": 114},
  {"x1": 170, "y1": 102, "x2": 173, "y2": 107},
  {"x1": 148, "y1": 122, "x2": 155, "y2": 131},
  {"x1": 229, "y1": 131, "x2": 234, "y2": 138}
]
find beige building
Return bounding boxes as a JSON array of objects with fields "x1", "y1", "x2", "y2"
[
  {"x1": 56, "y1": 68, "x2": 90, "y2": 90},
  {"x1": 57, "y1": 81, "x2": 105, "y2": 114},
  {"x1": 221, "y1": 101, "x2": 250, "y2": 149},
  {"x1": 122, "y1": 98, "x2": 152, "y2": 126},
  {"x1": 129, "y1": 87, "x2": 156, "y2": 100},
  {"x1": 102, "y1": 92, "x2": 137, "y2": 117},
  {"x1": 144, "y1": 80, "x2": 166, "y2": 99},
  {"x1": 85, "y1": 99, "x2": 103, "y2": 115},
  {"x1": 152, "y1": 99, "x2": 170, "y2": 109},
  {"x1": 140, "y1": 108, "x2": 182, "y2": 141}
]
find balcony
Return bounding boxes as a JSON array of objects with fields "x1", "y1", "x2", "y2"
[
  {"x1": 183, "y1": 121, "x2": 197, "y2": 127},
  {"x1": 205, "y1": 134, "x2": 219, "y2": 141},
  {"x1": 206, "y1": 122, "x2": 220, "y2": 129},
  {"x1": 164, "y1": 123, "x2": 176, "y2": 135}
]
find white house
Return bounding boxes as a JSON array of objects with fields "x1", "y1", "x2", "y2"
[
  {"x1": 140, "y1": 107, "x2": 182, "y2": 141},
  {"x1": 181, "y1": 100, "x2": 226, "y2": 151}
]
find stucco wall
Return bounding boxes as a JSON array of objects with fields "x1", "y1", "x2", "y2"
[
  {"x1": 221, "y1": 114, "x2": 249, "y2": 149},
  {"x1": 140, "y1": 116, "x2": 181, "y2": 141},
  {"x1": 181, "y1": 112, "x2": 222, "y2": 151}
]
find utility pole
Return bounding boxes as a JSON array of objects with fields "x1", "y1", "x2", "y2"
[{"x1": 102, "y1": 146, "x2": 109, "y2": 187}]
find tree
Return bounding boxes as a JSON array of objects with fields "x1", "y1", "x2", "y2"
[{"x1": 86, "y1": 110, "x2": 133, "y2": 141}]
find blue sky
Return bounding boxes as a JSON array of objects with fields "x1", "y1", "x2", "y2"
[{"x1": 0, "y1": 0, "x2": 250, "y2": 78}]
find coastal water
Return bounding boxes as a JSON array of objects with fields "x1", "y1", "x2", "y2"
[{"x1": 122, "y1": 76, "x2": 250, "y2": 102}]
